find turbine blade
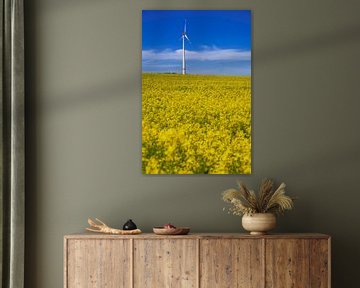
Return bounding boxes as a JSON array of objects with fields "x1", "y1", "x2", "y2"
[
  {"x1": 184, "y1": 20, "x2": 187, "y2": 33},
  {"x1": 185, "y1": 34, "x2": 191, "y2": 43}
]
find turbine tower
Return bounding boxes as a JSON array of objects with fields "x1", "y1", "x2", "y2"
[{"x1": 181, "y1": 20, "x2": 190, "y2": 75}]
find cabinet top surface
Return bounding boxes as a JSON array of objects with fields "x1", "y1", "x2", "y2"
[{"x1": 64, "y1": 232, "x2": 330, "y2": 240}]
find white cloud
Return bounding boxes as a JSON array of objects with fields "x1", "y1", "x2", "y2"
[{"x1": 142, "y1": 47, "x2": 251, "y2": 62}]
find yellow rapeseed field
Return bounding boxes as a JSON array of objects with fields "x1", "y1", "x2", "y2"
[{"x1": 142, "y1": 73, "x2": 251, "y2": 174}]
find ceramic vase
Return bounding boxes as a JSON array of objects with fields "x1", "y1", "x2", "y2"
[{"x1": 242, "y1": 213, "x2": 276, "y2": 235}]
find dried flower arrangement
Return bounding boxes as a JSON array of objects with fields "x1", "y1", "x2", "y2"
[{"x1": 222, "y1": 179, "x2": 295, "y2": 216}]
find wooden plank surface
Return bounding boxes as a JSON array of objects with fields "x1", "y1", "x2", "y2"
[
  {"x1": 265, "y1": 239, "x2": 310, "y2": 288},
  {"x1": 310, "y1": 239, "x2": 329, "y2": 288},
  {"x1": 66, "y1": 239, "x2": 131, "y2": 288},
  {"x1": 64, "y1": 239, "x2": 68, "y2": 288},
  {"x1": 133, "y1": 239, "x2": 197, "y2": 288},
  {"x1": 65, "y1": 233, "x2": 330, "y2": 240},
  {"x1": 200, "y1": 239, "x2": 264, "y2": 288}
]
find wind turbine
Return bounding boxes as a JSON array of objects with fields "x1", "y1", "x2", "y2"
[{"x1": 181, "y1": 20, "x2": 190, "y2": 75}]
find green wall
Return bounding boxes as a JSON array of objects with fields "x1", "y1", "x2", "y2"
[{"x1": 25, "y1": 0, "x2": 360, "y2": 287}]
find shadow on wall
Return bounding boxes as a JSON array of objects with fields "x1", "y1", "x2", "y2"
[
  {"x1": 256, "y1": 23, "x2": 360, "y2": 63},
  {"x1": 39, "y1": 22, "x2": 360, "y2": 113},
  {"x1": 43, "y1": 74, "x2": 138, "y2": 112}
]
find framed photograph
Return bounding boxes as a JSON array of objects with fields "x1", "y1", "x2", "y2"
[{"x1": 142, "y1": 10, "x2": 252, "y2": 174}]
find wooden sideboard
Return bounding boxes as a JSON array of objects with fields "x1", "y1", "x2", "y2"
[{"x1": 64, "y1": 233, "x2": 330, "y2": 288}]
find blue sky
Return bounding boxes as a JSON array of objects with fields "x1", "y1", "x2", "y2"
[{"x1": 142, "y1": 10, "x2": 251, "y2": 75}]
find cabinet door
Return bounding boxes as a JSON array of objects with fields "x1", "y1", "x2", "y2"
[
  {"x1": 66, "y1": 239, "x2": 131, "y2": 288},
  {"x1": 200, "y1": 239, "x2": 264, "y2": 288},
  {"x1": 266, "y1": 239, "x2": 310, "y2": 287},
  {"x1": 309, "y1": 239, "x2": 330, "y2": 288},
  {"x1": 134, "y1": 239, "x2": 198, "y2": 288}
]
